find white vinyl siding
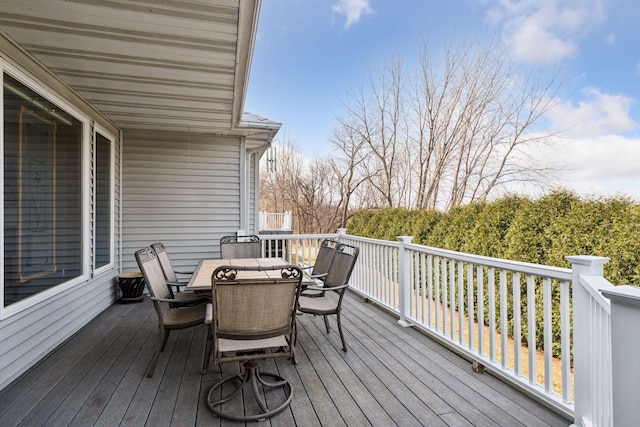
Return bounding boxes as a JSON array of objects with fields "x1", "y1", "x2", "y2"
[{"x1": 121, "y1": 131, "x2": 243, "y2": 272}]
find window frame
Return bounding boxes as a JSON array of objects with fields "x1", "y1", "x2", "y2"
[
  {"x1": 93, "y1": 125, "x2": 115, "y2": 276},
  {"x1": 1, "y1": 60, "x2": 91, "y2": 319}
]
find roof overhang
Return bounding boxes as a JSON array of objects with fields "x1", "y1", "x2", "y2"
[{"x1": 0, "y1": 0, "x2": 278, "y2": 138}]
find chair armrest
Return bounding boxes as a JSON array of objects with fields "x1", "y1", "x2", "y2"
[
  {"x1": 150, "y1": 295, "x2": 209, "y2": 307},
  {"x1": 166, "y1": 279, "x2": 189, "y2": 292},
  {"x1": 303, "y1": 283, "x2": 348, "y2": 292},
  {"x1": 174, "y1": 270, "x2": 193, "y2": 276},
  {"x1": 205, "y1": 303, "x2": 213, "y2": 324},
  {"x1": 308, "y1": 272, "x2": 328, "y2": 280},
  {"x1": 150, "y1": 296, "x2": 180, "y2": 304}
]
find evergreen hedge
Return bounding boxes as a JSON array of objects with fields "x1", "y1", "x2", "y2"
[
  {"x1": 347, "y1": 191, "x2": 640, "y2": 285},
  {"x1": 346, "y1": 191, "x2": 640, "y2": 359}
]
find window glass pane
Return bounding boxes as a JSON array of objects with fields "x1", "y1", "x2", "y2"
[
  {"x1": 95, "y1": 132, "x2": 111, "y2": 269},
  {"x1": 3, "y1": 73, "x2": 83, "y2": 306}
]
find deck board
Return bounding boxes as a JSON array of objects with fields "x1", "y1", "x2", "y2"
[{"x1": 0, "y1": 292, "x2": 571, "y2": 426}]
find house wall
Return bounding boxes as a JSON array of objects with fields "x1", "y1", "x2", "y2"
[
  {"x1": 0, "y1": 35, "x2": 122, "y2": 392},
  {"x1": 120, "y1": 130, "x2": 246, "y2": 272}
]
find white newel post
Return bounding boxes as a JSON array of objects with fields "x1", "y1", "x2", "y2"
[
  {"x1": 397, "y1": 236, "x2": 413, "y2": 327},
  {"x1": 600, "y1": 285, "x2": 640, "y2": 427},
  {"x1": 566, "y1": 255, "x2": 610, "y2": 427}
]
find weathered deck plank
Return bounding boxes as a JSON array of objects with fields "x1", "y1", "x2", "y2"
[{"x1": 0, "y1": 293, "x2": 571, "y2": 427}]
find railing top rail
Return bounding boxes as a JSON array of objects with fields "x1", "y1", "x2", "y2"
[
  {"x1": 258, "y1": 233, "x2": 339, "y2": 240},
  {"x1": 405, "y1": 242, "x2": 572, "y2": 281},
  {"x1": 339, "y1": 234, "x2": 400, "y2": 248},
  {"x1": 258, "y1": 232, "x2": 572, "y2": 281},
  {"x1": 578, "y1": 274, "x2": 613, "y2": 313}
]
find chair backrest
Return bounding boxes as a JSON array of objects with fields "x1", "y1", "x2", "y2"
[
  {"x1": 211, "y1": 265, "x2": 302, "y2": 340},
  {"x1": 219, "y1": 234, "x2": 261, "y2": 259},
  {"x1": 310, "y1": 239, "x2": 339, "y2": 278},
  {"x1": 324, "y1": 243, "x2": 359, "y2": 289},
  {"x1": 150, "y1": 242, "x2": 179, "y2": 283},
  {"x1": 135, "y1": 247, "x2": 173, "y2": 301}
]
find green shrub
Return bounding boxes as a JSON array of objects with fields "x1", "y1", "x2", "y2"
[{"x1": 346, "y1": 190, "x2": 640, "y2": 360}]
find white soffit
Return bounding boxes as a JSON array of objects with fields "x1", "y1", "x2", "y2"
[{"x1": 0, "y1": 0, "x2": 263, "y2": 135}]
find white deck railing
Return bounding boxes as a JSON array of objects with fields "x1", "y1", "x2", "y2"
[
  {"x1": 259, "y1": 211, "x2": 292, "y2": 231},
  {"x1": 570, "y1": 257, "x2": 614, "y2": 427},
  {"x1": 259, "y1": 231, "x2": 618, "y2": 425}
]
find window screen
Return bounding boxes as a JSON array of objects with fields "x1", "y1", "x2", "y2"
[{"x1": 3, "y1": 73, "x2": 83, "y2": 306}]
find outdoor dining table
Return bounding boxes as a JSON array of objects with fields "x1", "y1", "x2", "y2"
[{"x1": 184, "y1": 257, "x2": 315, "y2": 292}]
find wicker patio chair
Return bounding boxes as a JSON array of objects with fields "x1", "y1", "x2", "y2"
[
  {"x1": 135, "y1": 247, "x2": 209, "y2": 378},
  {"x1": 219, "y1": 234, "x2": 261, "y2": 259},
  {"x1": 202, "y1": 264, "x2": 303, "y2": 422},
  {"x1": 297, "y1": 243, "x2": 359, "y2": 352}
]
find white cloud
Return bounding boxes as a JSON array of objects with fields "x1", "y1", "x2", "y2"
[
  {"x1": 483, "y1": 0, "x2": 606, "y2": 64},
  {"x1": 332, "y1": 0, "x2": 373, "y2": 29},
  {"x1": 548, "y1": 88, "x2": 637, "y2": 137},
  {"x1": 540, "y1": 134, "x2": 640, "y2": 199}
]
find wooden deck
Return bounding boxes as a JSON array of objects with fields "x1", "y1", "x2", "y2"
[{"x1": 0, "y1": 292, "x2": 570, "y2": 426}]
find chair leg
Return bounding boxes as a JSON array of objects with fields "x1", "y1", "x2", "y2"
[
  {"x1": 323, "y1": 315, "x2": 330, "y2": 333},
  {"x1": 147, "y1": 330, "x2": 169, "y2": 378},
  {"x1": 206, "y1": 361, "x2": 292, "y2": 422},
  {"x1": 291, "y1": 323, "x2": 298, "y2": 365},
  {"x1": 160, "y1": 329, "x2": 171, "y2": 352},
  {"x1": 336, "y1": 312, "x2": 347, "y2": 352},
  {"x1": 202, "y1": 329, "x2": 214, "y2": 375}
]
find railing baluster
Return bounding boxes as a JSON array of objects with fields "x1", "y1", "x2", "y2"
[
  {"x1": 500, "y1": 270, "x2": 508, "y2": 369},
  {"x1": 560, "y1": 280, "x2": 570, "y2": 403},
  {"x1": 449, "y1": 259, "x2": 455, "y2": 340},
  {"x1": 489, "y1": 267, "x2": 496, "y2": 362},
  {"x1": 442, "y1": 258, "x2": 448, "y2": 336},
  {"x1": 427, "y1": 254, "x2": 433, "y2": 328},
  {"x1": 435, "y1": 257, "x2": 440, "y2": 332},
  {"x1": 543, "y1": 277, "x2": 552, "y2": 394},
  {"x1": 513, "y1": 272, "x2": 521, "y2": 376},
  {"x1": 527, "y1": 275, "x2": 536, "y2": 386},
  {"x1": 420, "y1": 253, "x2": 426, "y2": 324},
  {"x1": 477, "y1": 265, "x2": 484, "y2": 358},
  {"x1": 458, "y1": 261, "x2": 464, "y2": 345},
  {"x1": 467, "y1": 263, "x2": 474, "y2": 350}
]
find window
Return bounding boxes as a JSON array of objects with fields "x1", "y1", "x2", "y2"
[
  {"x1": 3, "y1": 73, "x2": 83, "y2": 307},
  {"x1": 94, "y1": 130, "x2": 113, "y2": 271}
]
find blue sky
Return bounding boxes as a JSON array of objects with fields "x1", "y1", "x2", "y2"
[{"x1": 245, "y1": 0, "x2": 640, "y2": 199}]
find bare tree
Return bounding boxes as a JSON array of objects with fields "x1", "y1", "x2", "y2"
[
  {"x1": 328, "y1": 118, "x2": 371, "y2": 227},
  {"x1": 260, "y1": 133, "x2": 344, "y2": 233},
  {"x1": 261, "y1": 36, "x2": 562, "y2": 230},
  {"x1": 337, "y1": 55, "x2": 411, "y2": 208},
  {"x1": 409, "y1": 37, "x2": 560, "y2": 210}
]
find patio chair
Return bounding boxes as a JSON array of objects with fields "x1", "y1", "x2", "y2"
[
  {"x1": 297, "y1": 243, "x2": 359, "y2": 352},
  {"x1": 149, "y1": 242, "x2": 209, "y2": 307},
  {"x1": 301, "y1": 238, "x2": 338, "y2": 297},
  {"x1": 219, "y1": 234, "x2": 261, "y2": 259},
  {"x1": 150, "y1": 242, "x2": 192, "y2": 290},
  {"x1": 135, "y1": 247, "x2": 209, "y2": 378},
  {"x1": 203, "y1": 264, "x2": 303, "y2": 422}
]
